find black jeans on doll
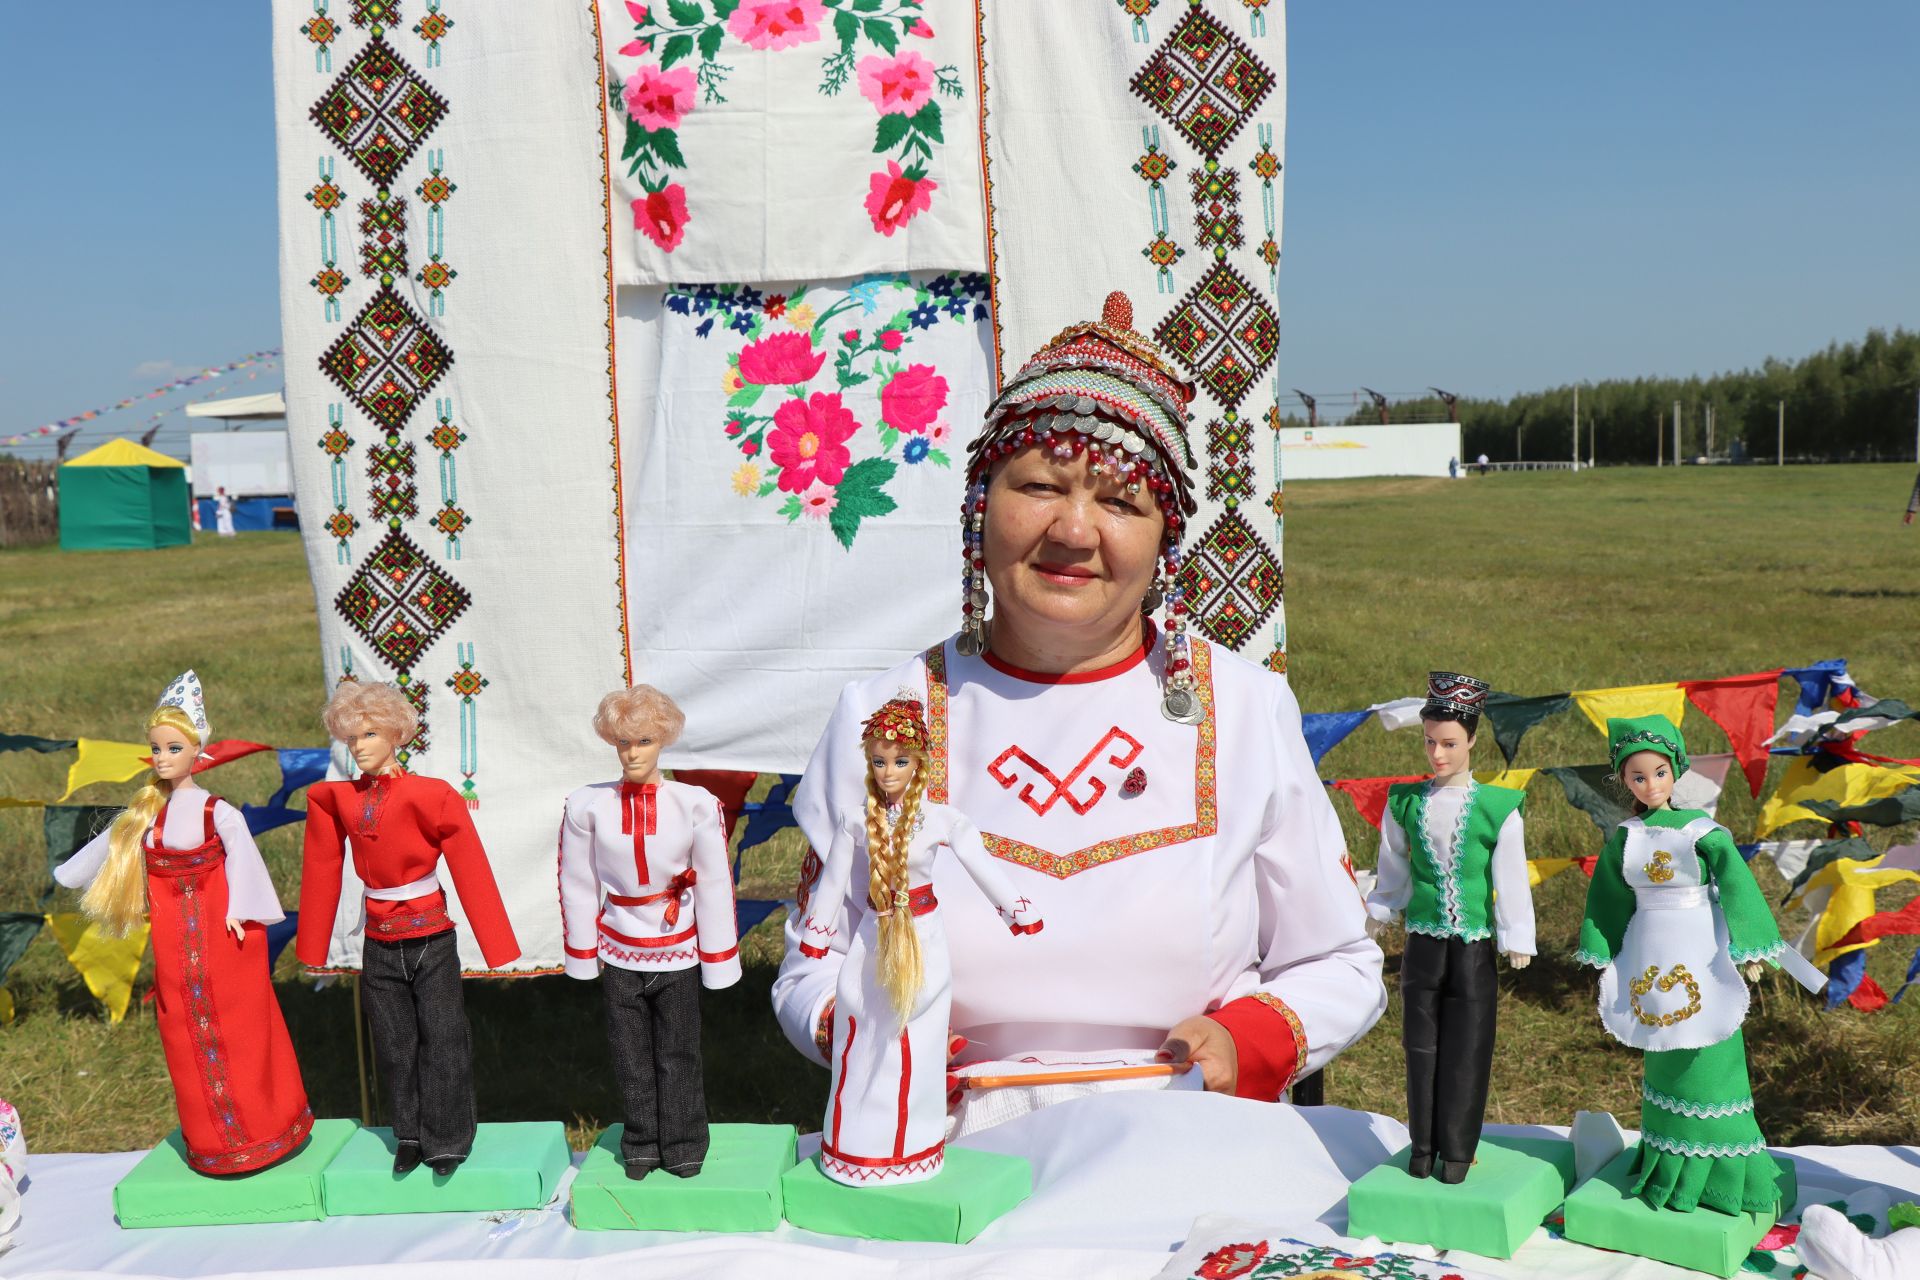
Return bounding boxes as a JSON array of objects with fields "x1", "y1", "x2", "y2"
[
  {"x1": 1401, "y1": 932, "x2": 1497, "y2": 1177},
  {"x1": 361, "y1": 929, "x2": 477, "y2": 1163},
  {"x1": 602, "y1": 964, "x2": 709, "y2": 1176}
]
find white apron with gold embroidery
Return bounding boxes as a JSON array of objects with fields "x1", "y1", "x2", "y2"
[
  {"x1": 1596, "y1": 816, "x2": 1749, "y2": 1052},
  {"x1": 774, "y1": 632, "x2": 1384, "y2": 1083}
]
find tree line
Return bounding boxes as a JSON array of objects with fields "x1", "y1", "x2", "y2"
[{"x1": 1324, "y1": 328, "x2": 1920, "y2": 465}]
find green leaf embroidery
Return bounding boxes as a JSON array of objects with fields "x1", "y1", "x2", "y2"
[
  {"x1": 712, "y1": 0, "x2": 739, "y2": 15},
  {"x1": 661, "y1": 32, "x2": 696, "y2": 69},
  {"x1": 620, "y1": 116, "x2": 646, "y2": 163},
  {"x1": 927, "y1": 448, "x2": 951, "y2": 467},
  {"x1": 838, "y1": 456, "x2": 898, "y2": 495},
  {"x1": 878, "y1": 426, "x2": 901, "y2": 452},
  {"x1": 667, "y1": 0, "x2": 705, "y2": 25},
  {"x1": 756, "y1": 480, "x2": 777, "y2": 498},
  {"x1": 833, "y1": 9, "x2": 859, "y2": 50},
  {"x1": 697, "y1": 22, "x2": 725, "y2": 61},
  {"x1": 827, "y1": 472, "x2": 897, "y2": 549},
  {"x1": 647, "y1": 126, "x2": 688, "y2": 169},
  {"x1": 910, "y1": 100, "x2": 944, "y2": 143},
  {"x1": 728, "y1": 383, "x2": 767, "y2": 408},
  {"x1": 874, "y1": 113, "x2": 911, "y2": 154},
  {"x1": 851, "y1": 0, "x2": 883, "y2": 10},
  {"x1": 862, "y1": 16, "x2": 898, "y2": 53},
  {"x1": 778, "y1": 494, "x2": 803, "y2": 521}
]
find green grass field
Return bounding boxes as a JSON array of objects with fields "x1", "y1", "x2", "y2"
[{"x1": 4, "y1": 464, "x2": 1918, "y2": 1153}]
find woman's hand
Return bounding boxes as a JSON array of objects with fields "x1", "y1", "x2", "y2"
[
  {"x1": 226, "y1": 918, "x2": 246, "y2": 943},
  {"x1": 1743, "y1": 961, "x2": 1763, "y2": 983},
  {"x1": 1157, "y1": 1015, "x2": 1238, "y2": 1095},
  {"x1": 1506, "y1": 951, "x2": 1532, "y2": 969}
]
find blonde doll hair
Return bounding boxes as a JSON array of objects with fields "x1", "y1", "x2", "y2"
[
  {"x1": 864, "y1": 739, "x2": 929, "y2": 1025},
  {"x1": 322, "y1": 680, "x2": 419, "y2": 747},
  {"x1": 591, "y1": 685, "x2": 686, "y2": 746},
  {"x1": 80, "y1": 705, "x2": 201, "y2": 936}
]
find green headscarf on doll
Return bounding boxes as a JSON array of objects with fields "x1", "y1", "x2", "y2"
[{"x1": 1606, "y1": 714, "x2": 1689, "y2": 777}]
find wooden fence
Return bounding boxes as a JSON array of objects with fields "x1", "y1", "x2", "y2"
[{"x1": 0, "y1": 459, "x2": 58, "y2": 548}]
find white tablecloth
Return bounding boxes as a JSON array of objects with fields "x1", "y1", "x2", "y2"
[{"x1": 10, "y1": 1094, "x2": 1920, "y2": 1279}]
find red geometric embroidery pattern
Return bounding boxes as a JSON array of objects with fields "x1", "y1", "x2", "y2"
[
  {"x1": 923, "y1": 642, "x2": 1218, "y2": 880},
  {"x1": 1204, "y1": 416, "x2": 1256, "y2": 509},
  {"x1": 1153, "y1": 261, "x2": 1277, "y2": 411},
  {"x1": 333, "y1": 529, "x2": 471, "y2": 673},
  {"x1": 367, "y1": 437, "x2": 419, "y2": 524},
  {"x1": 310, "y1": 37, "x2": 448, "y2": 189},
  {"x1": 358, "y1": 195, "x2": 408, "y2": 279},
  {"x1": 987, "y1": 728, "x2": 1145, "y2": 817},
  {"x1": 1129, "y1": 8, "x2": 1274, "y2": 158},
  {"x1": 319, "y1": 285, "x2": 453, "y2": 432},
  {"x1": 1178, "y1": 509, "x2": 1282, "y2": 651},
  {"x1": 1190, "y1": 164, "x2": 1243, "y2": 254}
]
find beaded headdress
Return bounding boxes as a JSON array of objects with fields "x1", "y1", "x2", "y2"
[
  {"x1": 859, "y1": 693, "x2": 930, "y2": 750},
  {"x1": 960, "y1": 291, "x2": 1204, "y2": 723},
  {"x1": 1423, "y1": 671, "x2": 1489, "y2": 720},
  {"x1": 1607, "y1": 714, "x2": 1690, "y2": 778}
]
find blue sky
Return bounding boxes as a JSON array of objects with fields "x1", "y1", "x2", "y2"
[{"x1": 3, "y1": 1, "x2": 1916, "y2": 455}]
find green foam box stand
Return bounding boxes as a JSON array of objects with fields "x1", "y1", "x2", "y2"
[
  {"x1": 1561, "y1": 1148, "x2": 1797, "y2": 1278},
  {"x1": 114, "y1": 1119, "x2": 357, "y2": 1228},
  {"x1": 571, "y1": 1123, "x2": 797, "y2": 1232},
  {"x1": 1346, "y1": 1135, "x2": 1578, "y2": 1259},
  {"x1": 780, "y1": 1147, "x2": 1032, "y2": 1243},
  {"x1": 320, "y1": 1122, "x2": 570, "y2": 1217}
]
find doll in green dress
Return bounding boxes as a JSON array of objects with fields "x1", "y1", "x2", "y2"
[{"x1": 1575, "y1": 715, "x2": 1824, "y2": 1215}]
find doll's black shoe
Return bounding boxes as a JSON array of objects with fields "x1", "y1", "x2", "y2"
[
  {"x1": 623, "y1": 1162, "x2": 656, "y2": 1181},
  {"x1": 392, "y1": 1142, "x2": 423, "y2": 1175},
  {"x1": 666, "y1": 1161, "x2": 703, "y2": 1179},
  {"x1": 1406, "y1": 1153, "x2": 1433, "y2": 1179},
  {"x1": 428, "y1": 1155, "x2": 464, "y2": 1177},
  {"x1": 1437, "y1": 1159, "x2": 1471, "y2": 1185}
]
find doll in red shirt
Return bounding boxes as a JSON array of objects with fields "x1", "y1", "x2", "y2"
[{"x1": 298, "y1": 681, "x2": 520, "y2": 1175}]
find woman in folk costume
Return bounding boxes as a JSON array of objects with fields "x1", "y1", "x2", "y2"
[
  {"x1": 298, "y1": 680, "x2": 520, "y2": 1176},
  {"x1": 775, "y1": 292, "x2": 1384, "y2": 1112},
  {"x1": 54, "y1": 671, "x2": 312, "y2": 1175},
  {"x1": 558, "y1": 686, "x2": 742, "y2": 1181},
  {"x1": 1365, "y1": 672, "x2": 1534, "y2": 1184},
  {"x1": 796, "y1": 693, "x2": 1043, "y2": 1185},
  {"x1": 1576, "y1": 715, "x2": 1824, "y2": 1214}
]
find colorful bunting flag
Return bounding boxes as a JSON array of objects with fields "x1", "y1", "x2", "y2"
[
  {"x1": 42, "y1": 806, "x2": 118, "y2": 909},
  {"x1": 1545, "y1": 764, "x2": 1635, "y2": 838},
  {"x1": 1670, "y1": 752, "x2": 1734, "y2": 817},
  {"x1": 191, "y1": 740, "x2": 273, "y2": 773},
  {"x1": 45, "y1": 913, "x2": 150, "y2": 1023},
  {"x1": 1787, "y1": 850, "x2": 1920, "y2": 969},
  {"x1": 1301, "y1": 710, "x2": 1374, "y2": 765},
  {"x1": 1683, "y1": 671, "x2": 1782, "y2": 797},
  {"x1": 1757, "y1": 758, "x2": 1919, "y2": 837},
  {"x1": 1785, "y1": 659, "x2": 1852, "y2": 717},
  {"x1": 58, "y1": 740, "x2": 152, "y2": 800},
  {"x1": 1526, "y1": 857, "x2": 1576, "y2": 888},
  {"x1": 0, "y1": 913, "x2": 44, "y2": 998},
  {"x1": 1782, "y1": 836, "x2": 1878, "y2": 900},
  {"x1": 1482, "y1": 692, "x2": 1572, "y2": 765},
  {"x1": 0, "y1": 734, "x2": 77, "y2": 754},
  {"x1": 1368, "y1": 697, "x2": 1427, "y2": 732},
  {"x1": 267, "y1": 748, "x2": 330, "y2": 809},
  {"x1": 1803, "y1": 790, "x2": 1920, "y2": 828},
  {"x1": 1474, "y1": 767, "x2": 1539, "y2": 792},
  {"x1": 1572, "y1": 682, "x2": 1688, "y2": 737},
  {"x1": 1326, "y1": 774, "x2": 1430, "y2": 830}
]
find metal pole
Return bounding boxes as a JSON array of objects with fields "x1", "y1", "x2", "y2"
[
  {"x1": 1657, "y1": 411, "x2": 1663, "y2": 466},
  {"x1": 1673, "y1": 400, "x2": 1683, "y2": 466},
  {"x1": 1778, "y1": 400, "x2": 1784, "y2": 466},
  {"x1": 1572, "y1": 385, "x2": 1580, "y2": 469}
]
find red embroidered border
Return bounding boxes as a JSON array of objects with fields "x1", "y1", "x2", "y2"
[
  {"x1": 170, "y1": 865, "x2": 248, "y2": 1155},
  {"x1": 589, "y1": 0, "x2": 634, "y2": 683},
  {"x1": 893, "y1": 1026, "x2": 913, "y2": 1159},
  {"x1": 1253, "y1": 991, "x2": 1309, "y2": 1094},
  {"x1": 598, "y1": 919, "x2": 697, "y2": 948},
  {"x1": 190, "y1": 1106, "x2": 315, "y2": 1176},
  {"x1": 831, "y1": 1013, "x2": 857, "y2": 1150},
  {"x1": 820, "y1": 1138, "x2": 945, "y2": 1179},
  {"x1": 923, "y1": 640, "x2": 1219, "y2": 879}
]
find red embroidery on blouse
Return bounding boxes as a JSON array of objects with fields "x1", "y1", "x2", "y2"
[
  {"x1": 987, "y1": 727, "x2": 1144, "y2": 816},
  {"x1": 795, "y1": 846, "x2": 823, "y2": 919}
]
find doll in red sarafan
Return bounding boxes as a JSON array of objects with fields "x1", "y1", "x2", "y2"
[{"x1": 297, "y1": 680, "x2": 519, "y2": 1177}]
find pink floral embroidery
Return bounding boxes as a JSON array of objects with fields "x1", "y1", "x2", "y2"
[
  {"x1": 622, "y1": 65, "x2": 696, "y2": 131},
  {"x1": 857, "y1": 51, "x2": 938, "y2": 116},
  {"x1": 928, "y1": 420, "x2": 952, "y2": 445},
  {"x1": 908, "y1": 19, "x2": 933, "y2": 38},
  {"x1": 879, "y1": 363, "x2": 947, "y2": 435},
  {"x1": 865, "y1": 162, "x2": 937, "y2": 236},
  {"x1": 878, "y1": 328, "x2": 904, "y2": 352},
  {"x1": 625, "y1": 1, "x2": 648, "y2": 21},
  {"x1": 632, "y1": 184, "x2": 690, "y2": 252},
  {"x1": 737, "y1": 331, "x2": 827, "y2": 386},
  {"x1": 618, "y1": 37, "x2": 652, "y2": 56},
  {"x1": 798, "y1": 479, "x2": 838, "y2": 520},
  {"x1": 726, "y1": 0, "x2": 828, "y2": 51},
  {"x1": 768, "y1": 393, "x2": 858, "y2": 492}
]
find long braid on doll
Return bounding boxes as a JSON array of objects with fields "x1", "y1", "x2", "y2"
[
  {"x1": 864, "y1": 754, "x2": 929, "y2": 1024},
  {"x1": 82, "y1": 705, "x2": 199, "y2": 936}
]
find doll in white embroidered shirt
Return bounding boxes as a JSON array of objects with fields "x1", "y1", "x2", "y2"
[
  {"x1": 558, "y1": 685, "x2": 741, "y2": 1180},
  {"x1": 797, "y1": 692, "x2": 1043, "y2": 1187}
]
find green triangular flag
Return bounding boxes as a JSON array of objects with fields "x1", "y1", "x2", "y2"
[
  {"x1": 0, "y1": 733, "x2": 77, "y2": 753},
  {"x1": 1545, "y1": 764, "x2": 1634, "y2": 839},
  {"x1": 1484, "y1": 692, "x2": 1572, "y2": 765},
  {"x1": 0, "y1": 912, "x2": 43, "y2": 986},
  {"x1": 1803, "y1": 791, "x2": 1920, "y2": 829},
  {"x1": 1783, "y1": 836, "x2": 1879, "y2": 901},
  {"x1": 42, "y1": 805, "x2": 120, "y2": 910}
]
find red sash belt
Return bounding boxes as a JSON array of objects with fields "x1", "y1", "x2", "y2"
[
  {"x1": 606, "y1": 868, "x2": 697, "y2": 927},
  {"x1": 907, "y1": 884, "x2": 937, "y2": 917}
]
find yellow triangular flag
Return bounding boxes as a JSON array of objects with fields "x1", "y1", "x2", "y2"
[
  {"x1": 59, "y1": 739, "x2": 151, "y2": 800},
  {"x1": 1475, "y1": 768, "x2": 1538, "y2": 792},
  {"x1": 1757, "y1": 758, "x2": 1919, "y2": 838},
  {"x1": 46, "y1": 912, "x2": 149, "y2": 1023},
  {"x1": 0, "y1": 987, "x2": 12, "y2": 1024},
  {"x1": 1526, "y1": 857, "x2": 1576, "y2": 888},
  {"x1": 1572, "y1": 683, "x2": 1688, "y2": 737}
]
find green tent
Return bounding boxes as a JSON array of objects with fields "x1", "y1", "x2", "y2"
[{"x1": 59, "y1": 439, "x2": 193, "y2": 551}]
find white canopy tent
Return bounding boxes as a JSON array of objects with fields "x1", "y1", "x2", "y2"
[{"x1": 184, "y1": 391, "x2": 287, "y2": 421}]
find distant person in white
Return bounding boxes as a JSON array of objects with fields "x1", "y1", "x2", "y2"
[
  {"x1": 1475, "y1": 453, "x2": 1490, "y2": 476},
  {"x1": 214, "y1": 487, "x2": 235, "y2": 537}
]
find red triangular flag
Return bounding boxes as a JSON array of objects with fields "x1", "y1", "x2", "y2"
[
  {"x1": 191, "y1": 740, "x2": 272, "y2": 773},
  {"x1": 1849, "y1": 975, "x2": 1889, "y2": 1012},
  {"x1": 1834, "y1": 896, "x2": 1920, "y2": 950},
  {"x1": 1682, "y1": 671, "x2": 1781, "y2": 798},
  {"x1": 1327, "y1": 774, "x2": 1431, "y2": 830}
]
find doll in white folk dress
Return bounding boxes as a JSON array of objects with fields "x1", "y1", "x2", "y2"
[{"x1": 796, "y1": 693, "x2": 1043, "y2": 1187}]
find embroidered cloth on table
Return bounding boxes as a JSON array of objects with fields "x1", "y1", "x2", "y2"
[
  {"x1": 597, "y1": 2, "x2": 985, "y2": 285},
  {"x1": 276, "y1": 1, "x2": 624, "y2": 970},
  {"x1": 978, "y1": 1, "x2": 1289, "y2": 668}
]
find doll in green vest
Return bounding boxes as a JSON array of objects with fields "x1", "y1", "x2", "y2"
[
  {"x1": 1365, "y1": 672, "x2": 1535, "y2": 1183},
  {"x1": 1367, "y1": 675, "x2": 1528, "y2": 1189},
  {"x1": 1575, "y1": 715, "x2": 1824, "y2": 1215}
]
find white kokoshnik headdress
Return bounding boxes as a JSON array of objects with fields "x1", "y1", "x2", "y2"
[{"x1": 155, "y1": 668, "x2": 213, "y2": 755}]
